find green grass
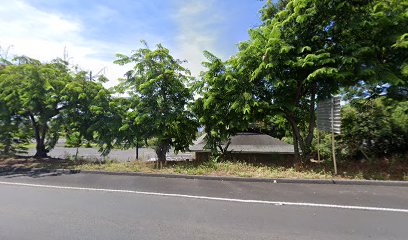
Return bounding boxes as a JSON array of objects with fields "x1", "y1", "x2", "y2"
[
  {"x1": 1, "y1": 156, "x2": 407, "y2": 181},
  {"x1": 74, "y1": 161, "x2": 347, "y2": 180}
]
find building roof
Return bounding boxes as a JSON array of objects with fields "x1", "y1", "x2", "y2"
[{"x1": 190, "y1": 132, "x2": 295, "y2": 154}]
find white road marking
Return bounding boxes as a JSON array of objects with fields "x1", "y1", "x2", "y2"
[{"x1": 0, "y1": 181, "x2": 407, "y2": 213}]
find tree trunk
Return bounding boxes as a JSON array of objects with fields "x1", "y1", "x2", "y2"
[
  {"x1": 155, "y1": 140, "x2": 170, "y2": 168},
  {"x1": 156, "y1": 149, "x2": 166, "y2": 162},
  {"x1": 3, "y1": 136, "x2": 12, "y2": 155},
  {"x1": 34, "y1": 139, "x2": 48, "y2": 158},
  {"x1": 287, "y1": 117, "x2": 314, "y2": 164},
  {"x1": 285, "y1": 84, "x2": 317, "y2": 164},
  {"x1": 292, "y1": 131, "x2": 300, "y2": 164},
  {"x1": 29, "y1": 113, "x2": 48, "y2": 158},
  {"x1": 3, "y1": 117, "x2": 12, "y2": 155},
  {"x1": 303, "y1": 83, "x2": 317, "y2": 161},
  {"x1": 286, "y1": 113, "x2": 303, "y2": 164},
  {"x1": 135, "y1": 141, "x2": 139, "y2": 160},
  {"x1": 75, "y1": 147, "x2": 79, "y2": 160}
]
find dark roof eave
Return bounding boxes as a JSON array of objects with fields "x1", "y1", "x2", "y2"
[{"x1": 190, "y1": 150, "x2": 296, "y2": 154}]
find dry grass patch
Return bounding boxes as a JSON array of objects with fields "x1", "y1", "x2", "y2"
[
  {"x1": 75, "y1": 161, "x2": 341, "y2": 180},
  {"x1": 1, "y1": 156, "x2": 406, "y2": 180}
]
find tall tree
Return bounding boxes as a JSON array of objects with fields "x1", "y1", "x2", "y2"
[
  {"x1": 61, "y1": 70, "x2": 115, "y2": 157},
  {"x1": 0, "y1": 56, "x2": 114, "y2": 158},
  {"x1": 193, "y1": 51, "x2": 262, "y2": 157},
  {"x1": 233, "y1": 0, "x2": 407, "y2": 163},
  {"x1": 0, "y1": 53, "x2": 31, "y2": 155},
  {"x1": 0, "y1": 57, "x2": 74, "y2": 157},
  {"x1": 236, "y1": 0, "x2": 342, "y2": 162},
  {"x1": 114, "y1": 43, "x2": 198, "y2": 163},
  {"x1": 340, "y1": 0, "x2": 408, "y2": 99}
]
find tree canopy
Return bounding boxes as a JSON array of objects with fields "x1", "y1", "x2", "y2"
[
  {"x1": 200, "y1": 0, "x2": 408, "y2": 163},
  {"x1": 115, "y1": 43, "x2": 198, "y2": 162},
  {"x1": 0, "y1": 0, "x2": 406, "y2": 167},
  {"x1": 0, "y1": 57, "x2": 113, "y2": 157}
]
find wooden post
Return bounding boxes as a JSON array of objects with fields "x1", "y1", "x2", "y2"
[
  {"x1": 331, "y1": 130, "x2": 337, "y2": 175},
  {"x1": 317, "y1": 130, "x2": 321, "y2": 163},
  {"x1": 331, "y1": 99, "x2": 338, "y2": 175}
]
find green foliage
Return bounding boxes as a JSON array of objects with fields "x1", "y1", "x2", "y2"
[
  {"x1": 341, "y1": 0, "x2": 408, "y2": 98},
  {"x1": 0, "y1": 57, "x2": 74, "y2": 157},
  {"x1": 310, "y1": 130, "x2": 332, "y2": 161},
  {"x1": 392, "y1": 101, "x2": 408, "y2": 132},
  {"x1": 218, "y1": 0, "x2": 407, "y2": 164},
  {"x1": 0, "y1": 100, "x2": 30, "y2": 155},
  {"x1": 1, "y1": 0, "x2": 406, "y2": 168},
  {"x1": 0, "y1": 56, "x2": 31, "y2": 155},
  {"x1": 193, "y1": 51, "x2": 259, "y2": 157},
  {"x1": 340, "y1": 97, "x2": 408, "y2": 159},
  {"x1": 115, "y1": 42, "x2": 198, "y2": 162},
  {"x1": 95, "y1": 96, "x2": 148, "y2": 158},
  {"x1": 109, "y1": 97, "x2": 144, "y2": 150},
  {"x1": 65, "y1": 131, "x2": 82, "y2": 148},
  {"x1": 61, "y1": 70, "x2": 116, "y2": 156},
  {"x1": 0, "y1": 56, "x2": 114, "y2": 157},
  {"x1": 236, "y1": 0, "x2": 356, "y2": 162}
]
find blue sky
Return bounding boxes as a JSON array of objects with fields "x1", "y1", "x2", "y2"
[{"x1": 0, "y1": 0, "x2": 264, "y2": 86}]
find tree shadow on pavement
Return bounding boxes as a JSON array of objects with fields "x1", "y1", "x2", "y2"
[
  {"x1": 0, "y1": 168, "x2": 79, "y2": 179},
  {"x1": 0, "y1": 156, "x2": 81, "y2": 179}
]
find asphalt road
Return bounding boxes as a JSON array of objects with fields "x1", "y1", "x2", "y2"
[
  {"x1": 0, "y1": 173, "x2": 407, "y2": 240},
  {"x1": 26, "y1": 146, "x2": 192, "y2": 162}
]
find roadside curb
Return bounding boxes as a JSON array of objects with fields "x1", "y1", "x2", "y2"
[
  {"x1": 2, "y1": 167, "x2": 407, "y2": 187},
  {"x1": 74, "y1": 169, "x2": 408, "y2": 187}
]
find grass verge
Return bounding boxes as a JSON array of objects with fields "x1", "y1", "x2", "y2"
[
  {"x1": 77, "y1": 161, "x2": 336, "y2": 179},
  {"x1": 1, "y1": 156, "x2": 407, "y2": 181}
]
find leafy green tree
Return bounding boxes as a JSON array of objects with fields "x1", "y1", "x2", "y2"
[
  {"x1": 341, "y1": 97, "x2": 408, "y2": 159},
  {"x1": 0, "y1": 57, "x2": 74, "y2": 157},
  {"x1": 61, "y1": 70, "x2": 116, "y2": 157},
  {"x1": 114, "y1": 43, "x2": 198, "y2": 163},
  {"x1": 259, "y1": 0, "x2": 289, "y2": 22},
  {"x1": 0, "y1": 54, "x2": 31, "y2": 155},
  {"x1": 236, "y1": 0, "x2": 350, "y2": 162},
  {"x1": 0, "y1": 99, "x2": 31, "y2": 156},
  {"x1": 193, "y1": 51, "x2": 256, "y2": 157},
  {"x1": 109, "y1": 96, "x2": 146, "y2": 160},
  {"x1": 229, "y1": 0, "x2": 407, "y2": 164},
  {"x1": 341, "y1": 0, "x2": 408, "y2": 99},
  {"x1": 0, "y1": 56, "x2": 114, "y2": 158}
]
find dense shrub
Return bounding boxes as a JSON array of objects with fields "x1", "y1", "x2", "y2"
[{"x1": 340, "y1": 97, "x2": 408, "y2": 160}]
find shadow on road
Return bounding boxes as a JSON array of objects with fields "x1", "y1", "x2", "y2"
[
  {"x1": 0, "y1": 167, "x2": 79, "y2": 179},
  {"x1": 0, "y1": 156, "x2": 80, "y2": 179}
]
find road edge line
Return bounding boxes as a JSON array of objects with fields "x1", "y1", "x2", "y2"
[
  {"x1": 1, "y1": 181, "x2": 407, "y2": 214},
  {"x1": 76, "y1": 170, "x2": 408, "y2": 187}
]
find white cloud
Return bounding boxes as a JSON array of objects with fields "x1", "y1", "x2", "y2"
[
  {"x1": 0, "y1": 1, "x2": 80, "y2": 39},
  {"x1": 171, "y1": 0, "x2": 226, "y2": 77},
  {"x1": 0, "y1": 0, "x2": 233, "y2": 87},
  {"x1": 0, "y1": 0, "x2": 126, "y2": 88}
]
